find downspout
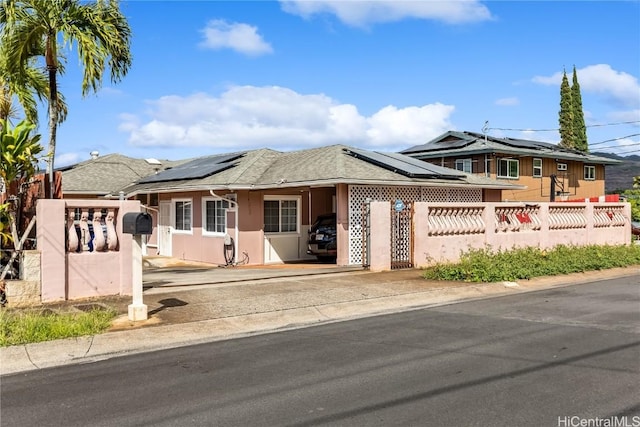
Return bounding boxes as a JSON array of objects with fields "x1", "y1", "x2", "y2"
[
  {"x1": 308, "y1": 189, "x2": 312, "y2": 260},
  {"x1": 210, "y1": 190, "x2": 239, "y2": 264},
  {"x1": 141, "y1": 204, "x2": 160, "y2": 255},
  {"x1": 308, "y1": 190, "x2": 311, "y2": 226}
]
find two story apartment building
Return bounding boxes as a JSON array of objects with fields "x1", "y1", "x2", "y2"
[{"x1": 401, "y1": 131, "x2": 621, "y2": 202}]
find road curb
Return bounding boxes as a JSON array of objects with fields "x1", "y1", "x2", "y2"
[{"x1": 1, "y1": 267, "x2": 638, "y2": 376}]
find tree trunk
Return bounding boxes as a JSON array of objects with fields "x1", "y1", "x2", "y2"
[{"x1": 46, "y1": 37, "x2": 59, "y2": 199}]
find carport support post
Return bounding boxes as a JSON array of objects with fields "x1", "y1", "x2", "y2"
[{"x1": 128, "y1": 235, "x2": 148, "y2": 321}]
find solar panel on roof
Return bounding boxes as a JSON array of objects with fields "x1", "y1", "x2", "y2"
[
  {"x1": 138, "y1": 162, "x2": 235, "y2": 183},
  {"x1": 401, "y1": 138, "x2": 474, "y2": 153},
  {"x1": 500, "y1": 138, "x2": 556, "y2": 151},
  {"x1": 138, "y1": 152, "x2": 244, "y2": 183},
  {"x1": 345, "y1": 148, "x2": 466, "y2": 179}
]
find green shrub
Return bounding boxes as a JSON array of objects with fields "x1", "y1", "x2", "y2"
[
  {"x1": 0, "y1": 308, "x2": 117, "y2": 347},
  {"x1": 422, "y1": 244, "x2": 640, "y2": 282}
]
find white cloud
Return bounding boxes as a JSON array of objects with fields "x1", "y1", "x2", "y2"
[
  {"x1": 55, "y1": 152, "x2": 83, "y2": 168},
  {"x1": 532, "y1": 64, "x2": 640, "y2": 109},
  {"x1": 279, "y1": 0, "x2": 493, "y2": 27},
  {"x1": 199, "y1": 20, "x2": 273, "y2": 56},
  {"x1": 495, "y1": 97, "x2": 519, "y2": 106},
  {"x1": 366, "y1": 104, "x2": 455, "y2": 146},
  {"x1": 122, "y1": 85, "x2": 455, "y2": 151},
  {"x1": 606, "y1": 109, "x2": 640, "y2": 124}
]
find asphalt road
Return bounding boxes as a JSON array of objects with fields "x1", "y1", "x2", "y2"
[{"x1": 2, "y1": 277, "x2": 639, "y2": 427}]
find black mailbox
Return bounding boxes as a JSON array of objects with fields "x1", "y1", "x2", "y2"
[{"x1": 122, "y1": 212, "x2": 153, "y2": 235}]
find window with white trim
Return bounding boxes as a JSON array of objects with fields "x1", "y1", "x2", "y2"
[
  {"x1": 173, "y1": 199, "x2": 192, "y2": 232},
  {"x1": 264, "y1": 196, "x2": 300, "y2": 233},
  {"x1": 584, "y1": 165, "x2": 596, "y2": 180},
  {"x1": 455, "y1": 158, "x2": 472, "y2": 173},
  {"x1": 533, "y1": 158, "x2": 542, "y2": 178},
  {"x1": 202, "y1": 198, "x2": 229, "y2": 235},
  {"x1": 497, "y1": 158, "x2": 519, "y2": 179}
]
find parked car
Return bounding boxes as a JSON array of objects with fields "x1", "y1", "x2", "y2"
[
  {"x1": 632, "y1": 221, "x2": 640, "y2": 238},
  {"x1": 307, "y1": 213, "x2": 337, "y2": 261}
]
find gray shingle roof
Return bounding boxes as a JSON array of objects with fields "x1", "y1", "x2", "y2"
[
  {"x1": 59, "y1": 154, "x2": 185, "y2": 195},
  {"x1": 402, "y1": 131, "x2": 621, "y2": 165},
  {"x1": 115, "y1": 144, "x2": 522, "y2": 197}
]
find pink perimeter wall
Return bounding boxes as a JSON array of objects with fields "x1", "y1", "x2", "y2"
[{"x1": 37, "y1": 199, "x2": 141, "y2": 302}]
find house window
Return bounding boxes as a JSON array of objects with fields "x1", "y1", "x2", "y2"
[
  {"x1": 497, "y1": 158, "x2": 519, "y2": 179},
  {"x1": 557, "y1": 163, "x2": 568, "y2": 171},
  {"x1": 455, "y1": 158, "x2": 472, "y2": 173},
  {"x1": 203, "y1": 198, "x2": 229, "y2": 234},
  {"x1": 173, "y1": 199, "x2": 192, "y2": 232},
  {"x1": 264, "y1": 197, "x2": 299, "y2": 233},
  {"x1": 533, "y1": 158, "x2": 542, "y2": 178},
  {"x1": 584, "y1": 165, "x2": 596, "y2": 181}
]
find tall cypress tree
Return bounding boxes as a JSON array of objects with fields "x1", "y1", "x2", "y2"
[
  {"x1": 558, "y1": 70, "x2": 574, "y2": 149},
  {"x1": 571, "y1": 66, "x2": 588, "y2": 152}
]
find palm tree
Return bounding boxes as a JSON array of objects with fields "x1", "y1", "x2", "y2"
[
  {"x1": 0, "y1": 0, "x2": 132, "y2": 197},
  {"x1": 0, "y1": 54, "x2": 68, "y2": 128}
]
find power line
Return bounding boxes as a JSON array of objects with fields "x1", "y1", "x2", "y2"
[
  {"x1": 607, "y1": 147, "x2": 640, "y2": 155},
  {"x1": 488, "y1": 120, "x2": 640, "y2": 134},
  {"x1": 587, "y1": 120, "x2": 640, "y2": 128},
  {"x1": 589, "y1": 134, "x2": 640, "y2": 146},
  {"x1": 591, "y1": 141, "x2": 640, "y2": 150}
]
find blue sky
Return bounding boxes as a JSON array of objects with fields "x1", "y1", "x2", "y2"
[{"x1": 45, "y1": 0, "x2": 640, "y2": 167}]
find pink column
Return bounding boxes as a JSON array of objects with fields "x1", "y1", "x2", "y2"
[
  {"x1": 369, "y1": 201, "x2": 391, "y2": 272},
  {"x1": 36, "y1": 199, "x2": 66, "y2": 302},
  {"x1": 335, "y1": 184, "x2": 350, "y2": 266},
  {"x1": 412, "y1": 202, "x2": 430, "y2": 268}
]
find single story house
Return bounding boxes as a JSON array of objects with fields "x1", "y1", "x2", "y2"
[
  {"x1": 58, "y1": 152, "x2": 185, "y2": 199},
  {"x1": 58, "y1": 144, "x2": 520, "y2": 267},
  {"x1": 401, "y1": 131, "x2": 621, "y2": 202}
]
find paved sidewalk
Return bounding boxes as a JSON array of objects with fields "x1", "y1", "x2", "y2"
[{"x1": 1, "y1": 264, "x2": 638, "y2": 376}]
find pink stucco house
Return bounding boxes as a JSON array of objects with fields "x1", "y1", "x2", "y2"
[
  {"x1": 10, "y1": 144, "x2": 623, "y2": 304},
  {"x1": 60, "y1": 145, "x2": 523, "y2": 267}
]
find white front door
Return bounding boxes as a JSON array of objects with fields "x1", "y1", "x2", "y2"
[
  {"x1": 263, "y1": 196, "x2": 302, "y2": 263},
  {"x1": 264, "y1": 234, "x2": 301, "y2": 263},
  {"x1": 158, "y1": 201, "x2": 172, "y2": 256}
]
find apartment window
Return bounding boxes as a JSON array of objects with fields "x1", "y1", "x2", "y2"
[
  {"x1": 455, "y1": 158, "x2": 472, "y2": 173},
  {"x1": 584, "y1": 165, "x2": 596, "y2": 181},
  {"x1": 264, "y1": 197, "x2": 299, "y2": 233},
  {"x1": 557, "y1": 163, "x2": 568, "y2": 171},
  {"x1": 497, "y1": 158, "x2": 519, "y2": 179},
  {"x1": 203, "y1": 198, "x2": 229, "y2": 234},
  {"x1": 533, "y1": 158, "x2": 542, "y2": 178},
  {"x1": 173, "y1": 199, "x2": 192, "y2": 232}
]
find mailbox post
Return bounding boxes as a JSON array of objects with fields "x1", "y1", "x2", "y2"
[{"x1": 122, "y1": 212, "x2": 153, "y2": 321}]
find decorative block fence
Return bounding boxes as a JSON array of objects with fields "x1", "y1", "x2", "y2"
[
  {"x1": 33, "y1": 199, "x2": 141, "y2": 302},
  {"x1": 368, "y1": 201, "x2": 632, "y2": 271},
  {"x1": 4, "y1": 199, "x2": 632, "y2": 304}
]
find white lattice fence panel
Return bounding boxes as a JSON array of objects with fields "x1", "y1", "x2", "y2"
[
  {"x1": 348, "y1": 185, "x2": 477, "y2": 264},
  {"x1": 395, "y1": 187, "x2": 421, "y2": 202},
  {"x1": 422, "y1": 188, "x2": 448, "y2": 202},
  {"x1": 449, "y1": 187, "x2": 482, "y2": 203}
]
